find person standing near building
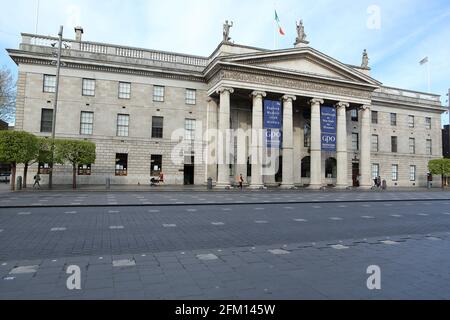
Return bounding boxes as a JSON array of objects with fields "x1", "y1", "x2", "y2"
[
  {"x1": 238, "y1": 174, "x2": 244, "y2": 190},
  {"x1": 33, "y1": 173, "x2": 41, "y2": 189}
]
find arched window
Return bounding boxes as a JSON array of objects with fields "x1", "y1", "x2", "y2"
[
  {"x1": 301, "y1": 157, "x2": 311, "y2": 178},
  {"x1": 325, "y1": 157, "x2": 337, "y2": 178}
]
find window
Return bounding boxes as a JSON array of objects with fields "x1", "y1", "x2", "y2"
[
  {"x1": 82, "y1": 78, "x2": 95, "y2": 96},
  {"x1": 391, "y1": 136, "x2": 398, "y2": 153},
  {"x1": 371, "y1": 111, "x2": 378, "y2": 124},
  {"x1": 150, "y1": 155, "x2": 162, "y2": 176},
  {"x1": 80, "y1": 111, "x2": 94, "y2": 135},
  {"x1": 426, "y1": 139, "x2": 432, "y2": 155},
  {"x1": 185, "y1": 119, "x2": 196, "y2": 140},
  {"x1": 185, "y1": 89, "x2": 196, "y2": 105},
  {"x1": 408, "y1": 115, "x2": 415, "y2": 128},
  {"x1": 115, "y1": 154, "x2": 128, "y2": 176},
  {"x1": 78, "y1": 164, "x2": 91, "y2": 176},
  {"x1": 38, "y1": 162, "x2": 52, "y2": 175},
  {"x1": 392, "y1": 165, "x2": 398, "y2": 181},
  {"x1": 304, "y1": 121, "x2": 311, "y2": 148},
  {"x1": 351, "y1": 109, "x2": 358, "y2": 122},
  {"x1": 371, "y1": 135, "x2": 379, "y2": 152},
  {"x1": 409, "y1": 138, "x2": 415, "y2": 154},
  {"x1": 425, "y1": 117, "x2": 432, "y2": 130},
  {"x1": 390, "y1": 113, "x2": 397, "y2": 126},
  {"x1": 152, "y1": 116, "x2": 163, "y2": 139},
  {"x1": 117, "y1": 114, "x2": 129, "y2": 137},
  {"x1": 43, "y1": 75, "x2": 56, "y2": 93},
  {"x1": 118, "y1": 82, "x2": 131, "y2": 99},
  {"x1": 40, "y1": 109, "x2": 53, "y2": 133},
  {"x1": 372, "y1": 164, "x2": 380, "y2": 179},
  {"x1": 301, "y1": 157, "x2": 311, "y2": 178},
  {"x1": 325, "y1": 158, "x2": 337, "y2": 178},
  {"x1": 153, "y1": 86, "x2": 165, "y2": 102},
  {"x1": 352, "y1": 133, "x2": 359, "y2": 151},
  {"x1": 410, "y1": 165, "x2": 416, "y2": 181}
]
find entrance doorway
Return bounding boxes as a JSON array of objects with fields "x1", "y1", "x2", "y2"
[
  {"x1": 352, "y1": 163, "x2": 360, "y2": 187},
  {"x1": 184, "y1": 155, "x2": 194, "y2": 185}
]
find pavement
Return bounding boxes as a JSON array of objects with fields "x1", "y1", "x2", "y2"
[{"x1": 0, "y1": 190, "x2": 450, "y2": 299}]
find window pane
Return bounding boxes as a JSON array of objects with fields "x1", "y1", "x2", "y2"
[
  {"x1": 352, "y1": 133, "x2": 359, "y2": 151},
  {"x1": 371, "y1": 111, "x2": 378, "y2": 124},
  {"x1": 391, "y1": 136, "x2": 397, "y2": 153},
  {"x1": 392, "y1": 165, "x2": 398, "y2": 181},
  {"x1": 426, "y1": 139, "x2": 432, "y2": 155},
  {"x1": 80, "y1": 111, "x2": 94, "y2": 135},
  {"x1": 115, "y1": 153, "x2": 128, "y2": 176},
  {"x1": 117, "y1": 114, "x2": 129, "y2": 137},
  {"x1": 186, "y1": 89, "x2": 196, "y2": 105},
  {"x1": 150, "y1": 155, "x2": 163, "y2": 176},
  {"x1": 40, "y1": 109, "x2": 53, "y2": 133},
  {"x1": 426, "y1": 117, "x2": 431, "y2": 129},
  {"x1": 409, "y1": 138, "x2": 415, "y2": 154},
  {"x1": 409, "y1": 116, "x2": 415, "y2": 128},
  {"x1": 152, "y1": 116, "x2": 163, "y2": 138},
  {"x1": 390, "y1": 113, "x2": 397, "y2": 126},
  {"x1": 82, "y1": 79, "x2": 95, "y2": 96},
  {"x1": 118, "y1": 82, "x2": 131, "y2": 99},
  {"x1": 371, "y1": 135, "x2": 378, "y2": 152},
  {"x1": 153, "y1": 86, "x2": 165, "y2": 102},
  {"x1": 372, "y1": 164, "x2": 380, "y2": 179},
  {"x1": 410, "y1": 165, "x2": 416, "y2": 181},
  {"x1": 185, "y1": 119, "x2": 196, "y2": 140}
]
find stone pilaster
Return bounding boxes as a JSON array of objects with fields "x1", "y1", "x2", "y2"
[
  {"x1": 336, "y1": 102, "x2": 349, "y2": 189},
  {"x1": 205, "y1": 97, "x2": 218, "y2": 184},
  {"x1": 215, "y1": 87, "x2": 234, "y2": 188},
  {"x1": 281, "y1": 95, "x2": 297, "y2": 189},
  {"x1": 359, "y1": 105, "x2": 372, "y2": 189},
  {"x1": 249, "y1": 91, "x2": 266, "y2": 189},
  {"x1": 309, "y1": 98, "x2": 324, "y2": 189}
]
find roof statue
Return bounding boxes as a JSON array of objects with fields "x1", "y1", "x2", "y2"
[{"x1": 223, "y1": 20, "x2": 233, "y2": 43}]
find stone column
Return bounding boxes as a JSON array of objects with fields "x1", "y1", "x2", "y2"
[
  {"x1": 249, "y1": 91, "x2": 266, "y2": 189},
  {"x1": 309, "y1": 98, "x2": 324, "y2": 189},
  {"x1": 216, "y1": 87, "x2": 234, "y2": 188},
  {"x1": 336, "y1": 102, "x2": 349, "y2": 189},
  {"x1": 281, "y1": 95, "x2": 297, "y2": 189},
  {"x1": 205, "y1": 97, "x2": 218, "y2": 184},
  {"x1": 359, "y1": 105, "x2": 372, "y2": 189}
]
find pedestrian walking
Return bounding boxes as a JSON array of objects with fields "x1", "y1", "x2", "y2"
[
  {"x1": 238, "y1": 174, "x2": 244, "y2": 190},
  {"x1": 33, "y1": 173, "x2": 41, "y2": 189}
]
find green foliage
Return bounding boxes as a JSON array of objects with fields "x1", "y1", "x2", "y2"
[
  {"x1": 428, "y1": 159, "x2": 450, "y2": 176},
  {"x1": 54, "y1": 139, "x2": 96, "y2": 166},
  {"x1": 0, "y1": 131, "x2": 38, "y2": 165}
]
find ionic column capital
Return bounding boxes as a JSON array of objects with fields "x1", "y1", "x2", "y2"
[
  {"x1": 282, "y1": 95, "x2": 297, "y2": 103},
  {"x1": 206, "y1": 96, "x2": 219, "y2": 104},
  {"x1": 251, "y1": 91, "x2": 267, "y2": 98},
  {"x1": 360, "y1": 104, "x2": 371, "y2": 111},
  {"x1": 216, "y1": 87, "x2": 234, "y2": 95},
  {"x1": 336, "y1": 101, "x2": 350, "y2": 110},
  {"x1": 309, "y1": 98, "x2": 324, "y2": 105}
]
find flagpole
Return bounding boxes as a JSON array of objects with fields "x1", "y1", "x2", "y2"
[
  {"x1": 427, "y1": 58, "x2": 431, "y2": 93},
  {"x1": 35, "y1": 0, "x2": 40, "y2": 34}
]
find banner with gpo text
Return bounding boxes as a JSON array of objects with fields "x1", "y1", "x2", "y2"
[{"x1": 321, "y1": 106, "x2": 337, "y2": 152}]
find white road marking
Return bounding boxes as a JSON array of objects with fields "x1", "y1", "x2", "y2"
[
  {"x1": 417, "y1": 213, "x2": 430, "y2": 216},
  {"x1": 50, "y1": 227, "x2": 66, "y2": 232},
  {"x1": 197, "y1": 254, "x2": 218, "y2": 261},
  {"x1": 254, "y1": 208, "x2": 265, "y2": 211},
  {"x1": 222, "y1": 208, "x2": 232, "y2": 211},
  {"x1": 10, "y1": 266, "x2": 39, "y2": 274},
  {"x1": 163, "y1": 224, "x2": 177, "y2": 228},
  {"x1": 362, "y1": 205, "x2": 371, "y2": 207},
  {"x1": 109, "y1": 226, "x2": 124, "y2": 230},
  {"x1": 186, "y1": 209, "x2": 197, "y2": 212},
  {"x1": 390, "y1": 214, "x2": 403, "y2": 218},
  {"x1": 381, "y1": 240, "x2": 399, "y2": 245},
  {"x1": 312, "y1": 206, "x2": 321, "y2": 209},
  {"x1": 108, "y1": 210, "x2": 120, "y2": 213},
  {"x1": 268, "y1": 249, "x2": 290, "y2": 255},
  {"x1": 283, "y1": 207, "x2": 294, "y2": 210},
  {"x1": 329, "y1": 217, "x2": 343, "y2": 221},
  {"x1": 255, "y1": 220, "x2": 269, "y2": 224},
  {"x1": 338, "y1": 205, "x2": 347, "y2": 208},
  {"x1": 17, "y1": 212, "x2": 31, "y2": 215},
  {"x1": 65, "y1": 211, "x2": 77, "y2": 214},
  {"x1": 443, "y1": 212, "x2": 450, "y2": 215},
  {"x1": 427, "y1": 237, "x2": 441, "y2": 241},
  {"x1": 112, "y1": 259, "x2": 136, "y2": 267},
  {"x1": 294, "y1": 219, "x2": 307, "y2": 222},
  {"x1": 331, "y1": 244, "x2": 349, "y2": 250},
  {"x1": 211, "y1": 222, "x2": 225, "y2": 226},
  {"x1": 361, "y1": 216, "x2": 375, "y2": 219}
]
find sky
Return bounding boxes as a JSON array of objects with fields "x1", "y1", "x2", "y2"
[{"x1": 0, "y1": 0, "x2": 449, "y2": 124}]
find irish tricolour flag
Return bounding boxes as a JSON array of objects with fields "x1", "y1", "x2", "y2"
[{"x1": 275, "y1": 10, "x2": 285, "y2": 36}]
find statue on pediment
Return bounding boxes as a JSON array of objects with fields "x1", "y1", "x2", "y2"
[
  {"x1": 223, "y1": 20, "x2": 233, "y2": 43},
  {"x1": 294, "y1": 20, "x2": 309, "y2": 46},
  {"x1": 362, "y1": 49, "x2": 369, "y2": 68}
]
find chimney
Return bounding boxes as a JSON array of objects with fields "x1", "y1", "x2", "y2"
[{"x1": 74, "y1": 26, "x2": 84, "y2": 42}]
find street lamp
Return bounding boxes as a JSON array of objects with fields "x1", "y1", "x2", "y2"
[{"x1": 48, "y1": 25, "x2": 63, "y2": 189}]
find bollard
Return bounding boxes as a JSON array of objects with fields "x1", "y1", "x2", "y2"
[
  {"x1": 207, "y1": 177, "x2": 213, "y2": 190},
  {"x1": 16, "y1": 176, "x2": 22, "y2": 191},
  {"x1": 106, "y1": 177, "x2": 111, "y2": 190}
]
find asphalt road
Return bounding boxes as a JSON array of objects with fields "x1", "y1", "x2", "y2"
[{"x1": 1, "y1": 191, "x2": 450, "y2": 299}]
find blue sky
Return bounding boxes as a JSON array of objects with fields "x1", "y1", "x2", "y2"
[{"x1": 1, "y1": 0, "x2": 449, "y2": 123}]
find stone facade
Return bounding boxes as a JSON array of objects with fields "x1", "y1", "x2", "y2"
[{"x1": 7, "y1": 29, "x2": 445, "y2": 188}]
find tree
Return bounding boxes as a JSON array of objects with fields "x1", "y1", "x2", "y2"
[
  {"x1": 54, "y1": 139, "x2": 96, "y2": 189},
  {"x1": 0, "y1": 67, "x2": 16, "y2": 124},
  {"x1": 0, "y1": 131, "x2": 38, "y2": 191},
  {"x1": 22, "y1": 137, "x2": 53, "y2": 189},
  {"x1": 428, "y1": 159, "x2": 450, "y2": 188}
]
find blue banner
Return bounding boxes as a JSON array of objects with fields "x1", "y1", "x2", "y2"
[
  {"x1": 264, "y1": 100, "x2": 282, "y2": 149},
  {"x1": 321, "y1": 106, "x2": 337, "y2": 152}
]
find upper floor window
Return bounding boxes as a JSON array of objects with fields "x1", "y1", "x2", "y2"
[
  {"x1": 390, "y1": 113, "x2": 397, "y2": 126},
  {"x1": 82, "y1": 79, "x2": 96, "y2": 96},
  {"x1": 80, "y1": 111, "x2": 94, "y2": 135},
  {"x1": 408, "y1": 115, "x2": 415, "y2": 128},
  {"x1": 153, "y1": 85, "x2": 165, "y2": 102},
  {"x1": 152, "y1": 116, "x2": 164, "y2": 139},
  {"x1": 371, "y1": 111, "x2": 378, "y2": 124},
  {"x1": 410, "y1": 165, "x2": 416, "y2": 181},
  {"x1": 43, "y1": 75, "x2": 56, "y2": 93},
  {"x1": 391, "y1": 136, "x2": 398, "y2": 153},
  {"x1": 352, "y1": 133, "x2": 359, "y2": 151},
  {"x1": 392, "y1": 165, "x2": 399, "y2": 181},
  {"x1": 409, "y1": 138, "x2": 415, "y2": 154},
  {"x1": 185, "y1": 119, "x2": 196, "y2": 140},
  {"x1": 426, "y1": 139, "x2": 432, "y2": 155},
  {"x1": 186, "y1": 89, "x2": 197, "y2": 105},
  {"x1": 117, "y1": 114, "x2": 129, "y2": 137},
  {"x1": 304, "y1": 121, "x2": 311, "y2": 148},
  {"x1": 350, "y1": 109, "x2": 358, "y2": 122},
  {"x1": 425, "y1": 117, "x2": 432, "y2": 130},
  {"x1": 118, "y1": 82, "x2": 131, "y2": 99},
  {"x1": 40, "y1": 108, "x2": 53, "y2": 133},
  {"x1": 371, "y1": 135, "x2": 379, "y2": 152}
]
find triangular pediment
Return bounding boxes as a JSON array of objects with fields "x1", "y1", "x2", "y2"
[{"x1": 219, "y1": 47, "x2": 381, "y2": 87}]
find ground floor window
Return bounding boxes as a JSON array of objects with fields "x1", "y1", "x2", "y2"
[
  {"x1": 115, "y1": 153, "x2": 128, "y2": 176},
  {"x1": 151, "y1": 155, "x2": 162, "y2": 176},
  {"x1": 372, "y1": 164, "x2": 380, "y2": 179},
  {"x1": 38, "y1": 162, "x2": 52, "y2": 174},
  {"x1": 78, "y1": 164, "x2": 91, "y2": 176},
  {"x1": 410, "y1": 165, "x2": 416, "y2": 181},
  {"x1": 301, "y1": 157, "x2": 311, "y2": 178},
  {"x1": 325, "y1": 157, "x2": 337, "y2": 178},
  {"x1": 392, "y1": 164, "x2": 398, "y2": 181}
]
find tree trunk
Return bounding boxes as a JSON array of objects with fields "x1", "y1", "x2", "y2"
[
  {"x1": 72, "y1": 164, "x2": 77, "y2": 190},
  {"x1": 23, "y1": 163, "x2": 28, "y2": 189},
  {"x1": 10, "y1": 163, "x2": 16, "y2": 191}
]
